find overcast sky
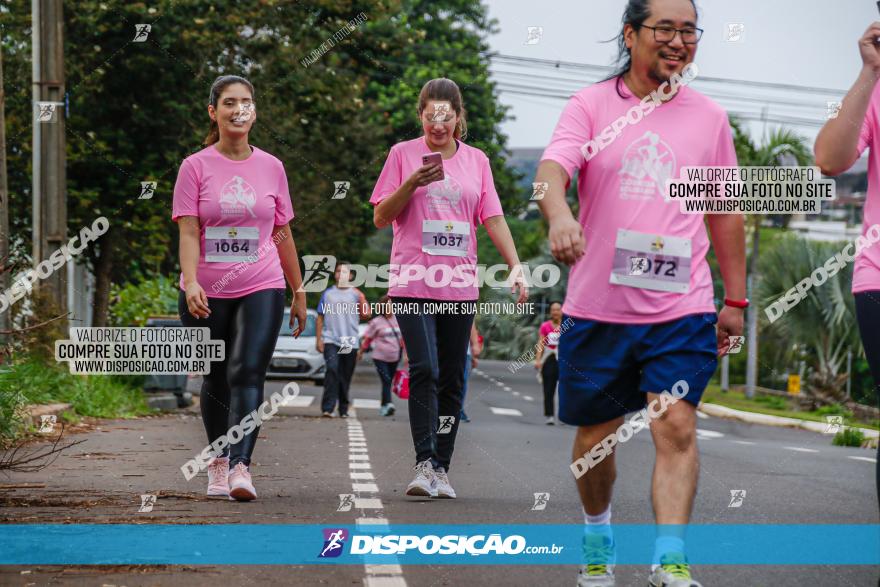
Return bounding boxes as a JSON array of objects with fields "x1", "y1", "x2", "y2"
[{"x1": 485, "y1": 0, "x2": 873, "y2": 150}]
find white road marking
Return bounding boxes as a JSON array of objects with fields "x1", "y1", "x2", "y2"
[
  {"x1": 490, "y1": 407, "x2": 524, "y2": 417},
  {"x1": 512, "y1": 391, "x2": 521, "y2": 397},
  {"x1": 357, "y1": 518, "x2": 389, "y2": 528},
  {"x1": 349, "y1": 446, "x2": 368, "y2": 453},
  {"x1": 354, "y1": 497, "x2": 384, "y2": 509},
  {"x1": 353, "y1": 399, "x2": 382, "y2": 409},
  {"x1": 848, "y1": 456, "x2": 877, "y2": 463},
  {"x1": 495, "y1": 381, "x2": 505, "y2": 387},
  {"x1": 732, "y1": 440, "x2": 756, "y2": 445},
  {"x1": 349, "y1": 453, "x2": 370, "y2": 460},
  {"x1": 349, "y1": 462, "x2": 372, "y2": 469},
  {"x1": 365, "y1": 564, "x2": 403, "y2": 574},
  {"x1": 503, "y1": 386, "x2": 512, "y2": 392},
  {"x1": 350, "y1": 472, "x2": 375, "y2": 480},
  {"x1": 352, "y1": 482, "x2": 380, "y2": 492},
  {"x1": 696, "y1": 429, "x2": 724, "y2": 439},
  {"x1": 349, "y1": 442, "x2": 367, "y2": 447},
  {"x1": 364, "y1": 577, "x2": 407, "y2": 587},
  {"x1": 280, "y1": 395, "x2": 314, "y2": 407},
  {"x1": 783, "y1": 446, "x2": 819, "y2": 453},
  {"x1": 523, "y1": 395, "x2": 534, "y2": 401}
]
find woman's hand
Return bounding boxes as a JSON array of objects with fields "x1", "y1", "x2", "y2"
[
  {"x1": 509, "y1": 264, "x2": 529, "y2": 304},
  {"x1": 184, "y1": 281, "x2": 210, "y2": 319},
  {"x1": 290, "y1": 292, "x2": 307, "y2": 338},
  {"x1": 548, "y1": 215, "x2": 585, "y2": 266},
  {"x1": 406, "y1": 163, "x2": 443, "y2": 188}
]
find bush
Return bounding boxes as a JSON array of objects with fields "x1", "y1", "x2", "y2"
[
  {"x1": 754, "y1": 395, "x2": 788, "y2": 410},
  {"x1": 0, "y1": 356, "x2": 151, "y2": 446},
  {"x1": 814, "y1": 404, "x2": 854, "y2": 419},
  {"x1": 832, "y1": 427, "x2": 865, "y2": 447},
  {"x1": 110, "y1": 276, "x2": 179, "y2": 326}
]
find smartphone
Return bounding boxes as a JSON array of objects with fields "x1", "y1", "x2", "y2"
[{"x1": 422, "y1": 152, "x2": 444, "y2": 181}]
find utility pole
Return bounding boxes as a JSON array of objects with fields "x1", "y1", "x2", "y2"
[{"x1": 32, "y1": 0, "x2": 67, "y2": 316}]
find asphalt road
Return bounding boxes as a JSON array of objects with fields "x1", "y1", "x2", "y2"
[{"x1": 0, "y1": 359, "x2": 877, "y2": 586}]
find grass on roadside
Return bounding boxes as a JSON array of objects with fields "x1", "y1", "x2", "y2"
[
  {"x1": 702, "y1": 384, "x2": 880, "y2": 431},
  {"x1": 0, "y1": 356, "x2": 153, "y2": 446}
]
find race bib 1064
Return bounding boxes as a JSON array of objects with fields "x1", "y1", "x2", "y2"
[{"x1": 204, "y1": 226, "x2": 259, "y2": 263}]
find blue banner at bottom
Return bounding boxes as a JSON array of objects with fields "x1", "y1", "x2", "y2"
[{"x1": 0, "y1": 524, "x2": 877, "y2": 565}]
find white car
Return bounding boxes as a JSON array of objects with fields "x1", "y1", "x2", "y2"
[{"x1": 267, "y1": 309, "x2": 370, "y2": 384}]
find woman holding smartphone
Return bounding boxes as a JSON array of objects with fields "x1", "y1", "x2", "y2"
[
  {"x1": 370, "y1": 78, "x2": 528, "y2": 499},
  {"x1": 174, "y1": 75, "x2": 307, "y2": 501}
]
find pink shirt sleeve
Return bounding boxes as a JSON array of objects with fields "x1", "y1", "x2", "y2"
[
  {"x1": 370, "y1": 145, "x2": 403, "y2": 205},
  {"x1": 274, "y1": 162, "x2": 295, "y2": 225},
  {"x1": 539, "y1": 321, "x2": 552, "y2": 338},
  {"x1": 541, "y1": 94, "x2": 593, "y2": 183},
  {"x1": 859, "y1": 105, "x2": 874, "y2": 156},
  {"x1": 477, "y1": 155, "x2": 504, "y2": 224},
  {"x1": 172, "y1": 158, "x2": 200, "y2": 221}
]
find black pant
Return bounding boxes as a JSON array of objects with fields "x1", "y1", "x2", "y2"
[
  {"x1": 541, "y1": 353, "x2": 559, "y2": 417},
  {"x1": 854, "y1": 291, "x2": 880, "y2": 509},
  {"x1": 392, "y1": 297, "x2": 475, "y2": 471},
  {"x1": 321, "y1": 344, "x2": 357, "y2": 415},
  {"x1": 178, "y1": 288, "x2": 285, "y2": 468},
  {"x1": 374, "y1": 359, "x2": 399, "y2": 405}
]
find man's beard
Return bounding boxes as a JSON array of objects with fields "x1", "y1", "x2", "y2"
[{"x1": 648, "y1": 63, "x2": 672, "y2": 85}]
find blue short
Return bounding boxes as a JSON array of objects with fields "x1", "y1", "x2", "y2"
[{"x1": 557, "y1": 313, "x2": 718, "y2": 426}]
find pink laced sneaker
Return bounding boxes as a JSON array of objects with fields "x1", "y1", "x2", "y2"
[
  {"x1": 228, "y1": 462, "x2": 257, "y2": 501},
  {"x1": 206, "y1": 456, "x2": 230, "y2": 497}
]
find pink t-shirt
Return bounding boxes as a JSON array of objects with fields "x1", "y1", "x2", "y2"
[
  {"x1": 369, "y1": 137, "x2": 504, "y2": 300},
  {"x1": 854, "y1": 83, "x2": 880, "y2": 294},
  {"x1": 539, "y1": 320, "x2": 560, "y2": 349},
  {"x1": 172, "y1": 144, "x2": 295, "y2": 298},
  {"x1": 541, "y1": 79, "x2": 737, "y2": 324},
  {"x1": 363, "y1": 315, "x2": 403, "y2": 362}
]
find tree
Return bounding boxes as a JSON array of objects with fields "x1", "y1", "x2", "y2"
[{"x1": 730, "y1": 119, "x2": 813, "y2": 397}]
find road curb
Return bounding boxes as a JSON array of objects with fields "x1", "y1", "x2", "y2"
[{"x1": 698, "y1": 402, "x2": 879, "y2": 443}]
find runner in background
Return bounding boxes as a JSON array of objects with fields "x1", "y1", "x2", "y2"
[
  {"x1": 359, "y1": 294, "x2": 404, "y2": 417},
  {"x1": 814, "y1": 19, "x2": 880, "y2": 509},
  {"x1": 317, "y1": 262, "x2": 371, "y2": 418},
  {"x1": 370, "y1": 78, "x2": 528, "y2": 499},
  {"x1": 174, "y1": 75, "x2": 307, "y2": 502},
  {"x1": 460, "y1": 322, "x2": 482, "y2": 423},
  {"x1": 535, "y1": 301, "x2": 563, "y2": 425},
  {"x1": 534, "y1": 0, "x2": 746, "y2": 584}
]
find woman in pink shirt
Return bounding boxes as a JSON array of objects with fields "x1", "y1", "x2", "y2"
[
  {"x1": 173, "y1": 75, "x2": 308, "y2": 501},
  {"x1": 370, "y1": 78, "x2": 528, "y2": 499},
  {"x1": 358, "y1": 295, "x2": 404, "y2": 417},
  {"x1": 534, "y1": 301, "x2": 563, "y2": 425}
]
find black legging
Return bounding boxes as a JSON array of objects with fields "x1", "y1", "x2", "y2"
[
  {"x1": 854, "y1": 291, "x2": 880, "y2": 510},
  {"x1": 541, "y1": 353, "x2": 559, "y2": 417},
  {"x1": 392, "y1": 297, "x2": 474, "y2": 471},
  {"x1": 178, "y1": 288, "x2": 285, "y2": 468}
]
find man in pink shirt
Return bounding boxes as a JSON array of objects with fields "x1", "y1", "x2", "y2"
[
  {"x1": 814, "y1": 19, "x2": 880, "y2": 514},
  {"x1": 534, "y1": 1, "x2": 746, "y2": 585}
]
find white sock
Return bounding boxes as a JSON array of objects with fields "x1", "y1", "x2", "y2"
[
  {"x1": 651, "y1": 536, "x2": 685, "y2": 570},
  {"x1": 584, "y1": 505, "x2": 612, "y2": 525}
]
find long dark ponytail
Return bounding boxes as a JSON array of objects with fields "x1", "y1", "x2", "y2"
[{"x1": 604, "y1": 0, "x2": 698, "y2": 96}]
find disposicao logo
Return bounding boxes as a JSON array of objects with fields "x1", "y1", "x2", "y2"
[{"x1": 319, "y1": 528, "x2": 348, "y2": 558}]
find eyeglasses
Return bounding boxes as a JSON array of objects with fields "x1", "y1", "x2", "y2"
[{"x1": 640, "y1": 24, "x2": 703, "y2": 45}]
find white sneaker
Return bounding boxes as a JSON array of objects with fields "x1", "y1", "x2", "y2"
[
  {"x1": 546, "y1": 416, "x2": 556, "y2": 425},
  {"x1": 648, "y1": 552, "x2": 702, "y2": 587},
  {"x1": 433, "y1": 466, "x2": 456, "y2": 499},
  {"x1": 405, "y1": 460, "x2": 437, "y2": 497}
]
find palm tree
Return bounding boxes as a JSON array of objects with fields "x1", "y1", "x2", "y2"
[
  {"x1": 730, "y1": 119, "x2": 813, "y2": 398},
  {"x1": 756, "y1": 236, "x2": 862, "y2": 405}
]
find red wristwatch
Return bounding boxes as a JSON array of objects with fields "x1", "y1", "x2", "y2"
[{"x1": 724, "y1": 298, "x2": 749, "y2": 309}]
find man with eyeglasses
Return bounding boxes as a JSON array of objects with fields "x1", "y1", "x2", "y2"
[{"x1": 535, "y1": 0, "x2": 746, "y2": 585}]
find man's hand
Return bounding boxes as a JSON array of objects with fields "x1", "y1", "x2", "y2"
[
  {"x1": 548, "y1": 215, "x2": 585, "y2": 266},
  {"x1": 859, "y1": 22, "x2": 880, "y2": 73},
  {"x1": 716, "y1": 306, "x2": 745, "y2": 356}
]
